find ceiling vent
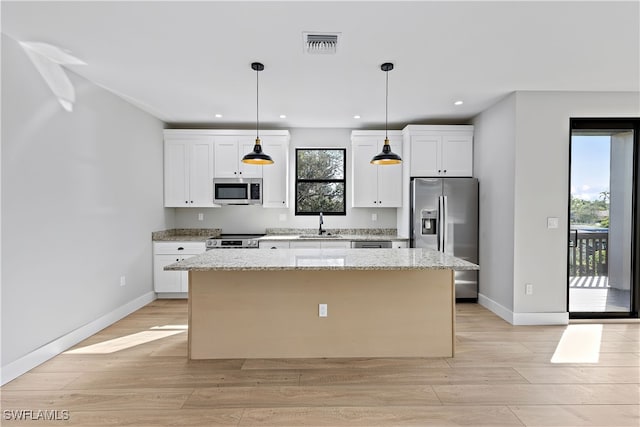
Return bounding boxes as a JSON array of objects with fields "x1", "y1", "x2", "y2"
[{"x1": 303, "y1": 32, "x2": 339, "y2": 54}]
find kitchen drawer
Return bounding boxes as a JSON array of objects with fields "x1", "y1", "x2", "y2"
[
  {"x1": 259, "y1": 241, "x2": 290, "y2": 249},
  {"x1": 153, "y1": 241, "x2": 206, "y2": 255}
]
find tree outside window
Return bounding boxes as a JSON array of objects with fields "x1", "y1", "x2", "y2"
[{"x1": 295, "y1": 149, "x2": 346, "y2": 215}]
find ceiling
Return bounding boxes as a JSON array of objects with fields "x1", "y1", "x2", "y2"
[{"x1": 2, "y1": 1, "x2": 639, "y2": 128}]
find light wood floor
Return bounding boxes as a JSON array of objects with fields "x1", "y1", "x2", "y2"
[{"x1": 1, "y1": 300, "x2": 638, "y2": 426}]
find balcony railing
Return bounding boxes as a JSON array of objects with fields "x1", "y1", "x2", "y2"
[{"x1": 569, "y1": 229, "x2": 608, "y2": 277}]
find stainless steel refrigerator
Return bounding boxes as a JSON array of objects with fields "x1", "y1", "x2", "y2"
[{"x1": 410, "y1": 177, "x2": 478, "y2": 300}]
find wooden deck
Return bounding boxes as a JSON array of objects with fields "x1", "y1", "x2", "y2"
[
  {"x1": 570, "y1": 275, "x2": 631, "y2": 313},
  {"x1": 1, "y1": 300, "x2": 638, "y2": 426}
]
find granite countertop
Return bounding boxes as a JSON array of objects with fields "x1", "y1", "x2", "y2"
[
  {"x1": 165, "y1": 248, "x2": 479, "y2": 272},
  {"x1": 260, "y1": 228, "x2": 408, "y2": 241},
  {"x1": 152, "y1": 228, "x2": 221, "y2": 242}
]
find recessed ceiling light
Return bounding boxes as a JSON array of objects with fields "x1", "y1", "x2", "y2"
[
  {"x1": 279, "y1": 114, "x2": 287, "y2": 119},
  {"x1": 215, "y1": 113, "x2": 223, "y2": 118},
  {"x1": 454, "y1": 101, "x2": 464, "y2": 106},
  {"x1": 353, "y1": 115, "x2": 361, "y2": 119}
]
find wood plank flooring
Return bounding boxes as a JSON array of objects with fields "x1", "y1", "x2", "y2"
[{"x1": 1, "y1": 300, "x2": 638, "y2": 426}]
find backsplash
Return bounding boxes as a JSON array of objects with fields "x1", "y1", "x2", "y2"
[{"x1": 173, "y1": 205, "x2": 398, "y2": 234}]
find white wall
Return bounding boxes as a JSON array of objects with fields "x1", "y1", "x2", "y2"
[
  {"x1": 472, "y1": 93, "x2": 516, "y2": 313},
  {"x1": 174, "y1": 128, "x2": 398, "y2": 232},
  {"x1": 1, "y1": 35, "x2": 171, "y2": 375},
  {"x1": 474, "y1": 90, "x2": 640, "y2": 323}
]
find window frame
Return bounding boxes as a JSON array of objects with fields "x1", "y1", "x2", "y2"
[{"x1": 295, "y1": 148, "x2": 347, "y2": 216}]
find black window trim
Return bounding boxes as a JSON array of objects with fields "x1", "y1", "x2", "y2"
[{"x1": 295, "y1": 148, "x2": 347, "y2": 216}]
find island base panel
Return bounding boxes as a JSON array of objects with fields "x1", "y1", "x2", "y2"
[{"x1": 188, "y1": 269, "x2": 454, "y2": 359}]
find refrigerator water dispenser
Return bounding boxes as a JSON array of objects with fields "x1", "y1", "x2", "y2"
[{"x1": 421, "y1": 210, "x2": 437, "y2": 235}]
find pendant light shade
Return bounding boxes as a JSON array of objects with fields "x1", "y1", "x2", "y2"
[
  {"x1": 371, "y1": 62, "x2": 402, "y2": 165},
  {"x1": 242, "y1": 62, "x2": 273, "y2": 165}
]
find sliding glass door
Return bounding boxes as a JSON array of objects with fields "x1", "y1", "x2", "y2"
[{"x1": 569, "y1": 119, "x2": 638, "y2": 317}]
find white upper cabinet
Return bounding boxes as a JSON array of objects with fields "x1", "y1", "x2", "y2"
[
  {"x1": 351, "y1": 131, "x2": 403, "y2": 208},
  {"x1": 164, "y1": 130, "x2": 290, "y2": 208},
  {"x1": 261, "y1": 136, "x2": 290, "y2": 208},
  {"x1": 164, "y1": 133, "x2": 215, "y2": 207},
  {"x1": 405, "y1": 125, "x2": 473, "y2": 177},
  {"x1": 214, "y1": 136, "x2": 263, "y2": 178}
]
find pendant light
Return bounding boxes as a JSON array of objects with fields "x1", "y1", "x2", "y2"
[
  {"x1": 242, "y1": 62, "x2": 273, "y2": 165},
  {"x1": 371, "y1": 62, "x2": 402, "y2": 165}
]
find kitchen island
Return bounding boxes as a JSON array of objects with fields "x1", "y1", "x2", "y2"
[{"x1": 166, "y1": 248, "x2": 478, "y2": 359}]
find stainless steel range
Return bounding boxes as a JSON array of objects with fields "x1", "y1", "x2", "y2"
[{"x1": 205, "y1": 234, "x2": 264, "y2": 250}]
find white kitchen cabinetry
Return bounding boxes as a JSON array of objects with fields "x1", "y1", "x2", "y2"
[
  {"x1": 405, "y1": 125, "x2": 474, "y2": 177},
  {"x1": 259, "y1": 241, "x2": 290, "y2": 249},
  {"x1": 164, "y1": 134, "x2": 215, "y2": 207},
  {"x1": 214, "y1": 136, "x2": 263, "y2": 179},
  {"x1": 289, "y1": 240, "x2": 351, "y2": 249},
  {"x1": 153, "y1": 242, "x2": 206, "y2": 295},
  {"x1": 261, "y1": 137, "x2": 290, "y2": 208},
  {"x1": 351, "y1": 131, "x2": 403, "y2": 208},
  {"x1": 392, "y1": 240, "x2": 408, "y2": 248}
]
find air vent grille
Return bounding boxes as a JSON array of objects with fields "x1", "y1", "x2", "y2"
[{"x1": 304, "y1": 33, "x2": 339, "y2": 54}]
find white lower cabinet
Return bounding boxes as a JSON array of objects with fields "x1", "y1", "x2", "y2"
[
  {"x1": 259, "y1": 241, "x2": 290, "y2": 249},
  {"x1": 392, "y1": 240, "x2": 408, "y2": 248},
  {"x1": 289, "y1": 240, "x2": 352, "y2": 249},
  {"x1": 153, "y1": 242, "x2": 206, "y2": 295}
]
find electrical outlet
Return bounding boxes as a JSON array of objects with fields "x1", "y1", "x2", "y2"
[
  {"x1": 371, "y1": 213, "x2": 378, "y2": 222},
  {"x1": 547, "y1": 217, "x2": 559, "y2": 229},
  {"x1": 525, "y1": 283, "x2": 533, "y2": 295},
  {"x1": 120, "y1": 276, "x2": 126, "y2": 287},
  {"x1": 198, "y1": 213, "x2": 204, "y2": 221},
  {"x1": 318, "y1": 303, "x2": 328, "y2": 317}
]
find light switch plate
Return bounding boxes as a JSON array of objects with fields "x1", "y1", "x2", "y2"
[
  {"x1": 318, "y1": 303, "x2": 328, "y2": 317},
  {"x1": 198, "y1": 213, "x2": 204, "y2": 221},
  {"x1": 547, "y1": 217, "x2": 559, "y2": 229}
]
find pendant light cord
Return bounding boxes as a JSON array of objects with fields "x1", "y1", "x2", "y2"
[
  {"x1": 256, "y1": 67, "x2": 259, "y2": 140},
  {"x1": 385, "y1": 69, "x2": 388, "y2": 140}
]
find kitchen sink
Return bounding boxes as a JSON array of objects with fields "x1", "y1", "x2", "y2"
[{"x1": 298, "y1": 234, "x2": 343, "y2": 239}]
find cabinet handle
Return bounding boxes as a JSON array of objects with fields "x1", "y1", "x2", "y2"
[
  {"x1": 176, "y1": 258, "x2": 179, "y2": 262},
  {"x1": 185, "y1": 201, "x2": 188, "y2": 204},
  {"x1": 373, "y1": 201, "x2": 377, "y2": 204},
  {"x1": 271, "y1": 247, "x2": 277, "y2": 249},
  {"x1": 178, "y1": 247, "x2": 184, "y2": 250},
  {"x1": 443, "y1": 170, "x2": 447, "y2": 173},
  {"x1": 239, "y1": 172, "x2": 242, "y2": 175},
  {"x1": 438, "y1": 170, "x2": 441, "y2": 173},
  {"x1": 234, "y1": 172, "x2": 237, "y2": 175}
]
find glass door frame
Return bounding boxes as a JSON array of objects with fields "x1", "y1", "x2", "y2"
[{"x1": 568, "y1": 118, "x2": 640, "y2": 319}]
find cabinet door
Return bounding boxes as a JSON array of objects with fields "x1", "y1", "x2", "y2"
[
  {"x1": 262, "y1": 138, "x2": 289, "y2": 208},
  {"x1": 392, "y1": 240, "x2": 408, "y2": 248},
  {"x1": 289, "y1": 241, "x2": 321, "y2": 249},
  {"x1": 259, "y1": 241, "x2": 290, "y2": 249},
  {"x1": 410, "y1": 135, "x2": 441, "y2": 177},
  {"x1": 377, "y1": 140, "x2": 403, "y2": 207},
  {"x1": 189, "y1": 141, "x2": 215, "y2": 206},
  {"x1": 351, "y1": 139, "x2": 379, "y2": 207},
  {"x1": 214, "y1": 137, "x2": 240, "y2": 178},
  {"x1": 320, "y1": 241, "x2": 351, "y2": 249},
  {"x1": 441, "y1": 135, "x2": 473, "y2": 176},
  {"x1": 154, "y1": 254, "x2": 184, "y2": 292},
  {"x1": 164, "y1": 141, "x2": 189, "y2": 207},
  {"x1": 238, "y1": 137, "x2": 264, "y2": 178}
]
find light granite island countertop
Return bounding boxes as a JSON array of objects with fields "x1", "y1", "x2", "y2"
[
  {"x1": 167, "y1": 248, "x2": 478, "y2": 360},
  {"x1": 165, "y1": 247, "x2": 477, "y2": 271}
]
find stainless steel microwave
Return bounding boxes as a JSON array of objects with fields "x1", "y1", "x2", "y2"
[{"x1": 213, "y1": 178, "x2": 262, "y2": 205}]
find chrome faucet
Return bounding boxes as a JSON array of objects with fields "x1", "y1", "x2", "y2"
[{"x1": 319, "y1": 212, "x2": 326, "y2": 235}]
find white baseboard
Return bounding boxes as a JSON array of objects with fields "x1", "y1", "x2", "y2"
[
  {"x1": 1, "y1": 291, "x2": 156, "y2": 386},
  {"x1": 478, "y1": 293, "x2": 569, "y2": 326},
  {"x1": 156, "y1": 292, "x2": 187, "y2": 299}
]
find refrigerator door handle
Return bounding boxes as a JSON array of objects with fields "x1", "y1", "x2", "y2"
[
  {"x1": 437, "y1": 196, "x2": 445, "y2": 252},
  {"x1": 442, "y1": 195, "x2": 448, "y2": 254}
]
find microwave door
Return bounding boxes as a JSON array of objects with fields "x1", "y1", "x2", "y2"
[{"x1": 214, "y1": 184, "x2": 249, "y2": 204}]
